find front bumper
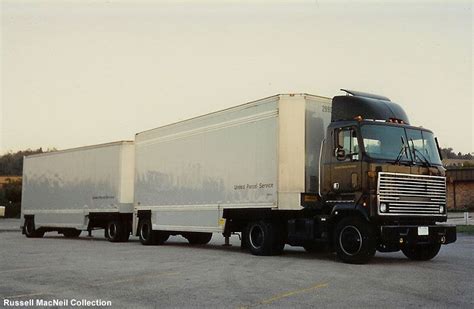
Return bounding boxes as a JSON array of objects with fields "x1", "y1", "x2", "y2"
[{"x1": 380, "y1": 224, "x2": 456, "y2": 246}]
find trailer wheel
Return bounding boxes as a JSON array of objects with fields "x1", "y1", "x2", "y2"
[
  {"x1": 24, "y1": 218, "x2": 44, "y2": 238},
  {"x1": 184, "y1": 232, "x2": 212, "y2": 245},
  {"x1": 401, "y1": 243, "x2": 441, "y2": 261},
  {"x1": 138, "y1": 218, "x2": 169, "y2": 245},
  {"x1": 63, "y1": 229, "x2": 81, "y2": 238},
  {"x1": 153, "y1": 231, "x2": 170, "y2": 245},
  {"x1": 334, "y1": 217, "x2": 376, "y2": 264},
  {"x1": 106, "y1": 220, "x2": 124, "y2": 243},
  {"x1": 246, "y1": 221, "x2": 284, "y2": 256}
]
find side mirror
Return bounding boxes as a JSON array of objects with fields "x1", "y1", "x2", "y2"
[{"x1": 336, "y1": 148, "x2": 346, "y2": 161}]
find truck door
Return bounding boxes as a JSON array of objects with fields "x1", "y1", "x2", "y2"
[{"x1": 330, "y1": 126, "x2": 362, "y2": 201}]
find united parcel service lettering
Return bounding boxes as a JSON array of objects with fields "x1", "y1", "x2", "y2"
[{"x1": 234, "y1": 183, "x2": 274, "y2": 190}]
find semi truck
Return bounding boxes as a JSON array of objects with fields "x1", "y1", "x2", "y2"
[
  {"x1": 21, "y1": 141, "x2": 134, "y2": 242},
  {"x1": 21, "y1": 90, "x2": 456, "y2": 264},
  {"x1": 133, "y1": 90, "x2": 456, "y2": 263}
]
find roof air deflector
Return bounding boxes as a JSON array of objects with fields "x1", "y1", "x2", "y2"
[{"x1": 340, "y1": 89, "x2": 391, "y2": 102}]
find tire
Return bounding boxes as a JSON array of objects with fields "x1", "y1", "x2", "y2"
[
  {"x1": 106, "y1": 220, "x2": 124, "y2": 243},
  {"x1": 138, "y1": 218, "x2": 169, "y2": 245},
  {"x1": 138, "y1": 218, "x2": 154, "y2": 245},
  {"x1": 24, "y1": 218, "x2": 44, "y2": 238},
  {"x1": 334, "y1": 217, "x2": 376, "y2": 264},
  {"x1": 63, "y1": 229, "x2": 81, "y2": 238},
  {"x1": 402, "y1": 243, "x2": 441, "y2": 261},
  {"x1": 246, "y1": 220, "x2": 285, "y2": 256},
  {"x1": 184, "y1": 232, "x2": 212, "y2": 245},
  {"x1": 153, "y1": 231, "x2": 170, "y2": 245}
]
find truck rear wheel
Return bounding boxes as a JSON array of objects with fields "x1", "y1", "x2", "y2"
[
  {"x1": 183, "y1": 232, "x2": 212, "y2": 245},
  {"x1": 63, "y1": 229, "x2": 81, "y2": 238},
  {"x1": 24, "y1": 218, "x2": 44, "y2": 238},
  {"x1": 246, "y1": 220, "x2": 284, "y2": 256},
  {"x1": 334, "y1": 217, "x2": 376, "y2": 264},
  {"x1": 402, "y1": 243, "x2": 441, "y2": 261}
]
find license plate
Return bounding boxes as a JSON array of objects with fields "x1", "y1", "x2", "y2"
[{"x1": 418, "y1": 226, "x2": 429, "y2": 236}]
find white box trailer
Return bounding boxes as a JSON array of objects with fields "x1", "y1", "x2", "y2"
[
  {"x1": 21, "y1": 141, "x2": 134, "y2": 241},
  {"x1": 133, "y1": 94, "x2": 332, "y2": 246}
]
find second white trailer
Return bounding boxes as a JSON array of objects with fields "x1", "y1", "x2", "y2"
[
  {"x1": 133, "y1": 94, "x2": 332, "y2": 247},
  {"x1": 21, "y1": 141, "x2": 135, "y2": 241}
]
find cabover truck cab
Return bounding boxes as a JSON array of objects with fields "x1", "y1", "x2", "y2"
[
  {"x1": 21, "y1": 141, "x2": 135, "y2": 242},
  {"x1": 133, "y1": 90, "x2": 455, "y2": 264}
]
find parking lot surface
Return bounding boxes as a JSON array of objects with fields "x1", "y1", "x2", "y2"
[{"x1": 1, "y1": 221, "x2": 473, "y2": 308}]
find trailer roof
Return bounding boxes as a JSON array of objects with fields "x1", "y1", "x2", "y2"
[
  {"x1": 24, "y1": 140, "x2": 134, "y2": 159},
  {"x1": 136, "y1": 93, "x2": 331, "y2": 136}
]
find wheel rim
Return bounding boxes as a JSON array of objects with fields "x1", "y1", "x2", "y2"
[
  {"x1": 109, "y1": 223, "x2": 117, "y2": 238},
  {"x1": 339, "y1": 225, "x2": 362, "y2": 256},
  {"x1": 249, "y1": 224, "x2": 264, "y2": 249},
  {"x1": 140, "y1": 223, "x2": 150, "y2": 241}
]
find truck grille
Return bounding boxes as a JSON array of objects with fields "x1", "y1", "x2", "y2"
[{"x1": 377, "y1": 172, "x2": 446, "y2": 216}]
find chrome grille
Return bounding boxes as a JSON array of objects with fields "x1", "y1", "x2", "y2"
[{"x1": 377, "y1": 172, "x2": 446, "y2": 216}]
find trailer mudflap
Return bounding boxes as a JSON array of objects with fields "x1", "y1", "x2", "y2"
[{"x1": 380, "y1": 225, "x2": 456, "y2": 246}]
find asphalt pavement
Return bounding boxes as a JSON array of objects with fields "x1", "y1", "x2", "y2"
[{"x1": 0, "y1": 218, "x2": 473, "y2": 308}]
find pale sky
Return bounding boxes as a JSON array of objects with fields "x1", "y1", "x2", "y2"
[{"x1": 1, "y1": 0, "x2": 472, "y2": 154}]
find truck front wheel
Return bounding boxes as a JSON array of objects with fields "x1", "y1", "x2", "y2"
[
  {"x1": 402, "y1": 243, "x2": 441, "y2": 261},
  {"x1": 334, "y1": 217, "x2": 376, "y2": 264},
  {"x1": 246, "y1": 220, "x2": 284, "y2": 256}
]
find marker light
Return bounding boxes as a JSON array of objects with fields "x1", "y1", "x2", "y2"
[
  {"x1": 439, "y1": 206, "x2": 445, "y2": 214},
  {"x1": 380, "y1": 203, "x2": 388, "y2": 213}
]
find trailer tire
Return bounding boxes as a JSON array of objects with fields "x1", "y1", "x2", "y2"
[
  {"x1": 138, "y1": 218, "x2": 154, "y2": 245},
  {"x1": 63, "y1": 229, "x2": 81, "y2": 238},
  {"x1": 184, "y1": 232, "x2": 212, "y2": 245},
  {"x1": 24, "y1": 218, "x2": 44, "y2": 238},
  {"x1": 334, "y1": 217, "x2": 376, "y2": 264},
  {"x1": 153, "y1": 231, "x2": 170, "y2": 245},
  {"x1": 246, "y1": 220, "x2": 284, "y2": 256},
  {"x1": 401, "y1": 243, "x2": 441, "y2": 261},
  {"x1": 106, "y1": 220, "x2": 125, "y2": 243}
]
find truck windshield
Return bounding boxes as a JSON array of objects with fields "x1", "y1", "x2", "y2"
[{"x1": 360, "y1": 124, "x2": 442, "y2": 165}]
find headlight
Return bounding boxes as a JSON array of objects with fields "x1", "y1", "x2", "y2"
[
  {"x1": 439, "y1": 205, "x2": 444, "y2": 214},
  {"x1": 380, "y1": 203, "x2": 387, "y2": 213}
]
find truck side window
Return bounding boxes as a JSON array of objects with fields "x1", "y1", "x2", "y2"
[{"x1": 335, "y1": 127, "x2": 359, "y2": 161}]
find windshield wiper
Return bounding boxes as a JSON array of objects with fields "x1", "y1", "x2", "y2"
[
  {"x1": 393, "y1": 136, "x2": 409, "y2": 165},
  {"x1": 410, "y1": 138, "x2": 432, "y2": 167}
]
